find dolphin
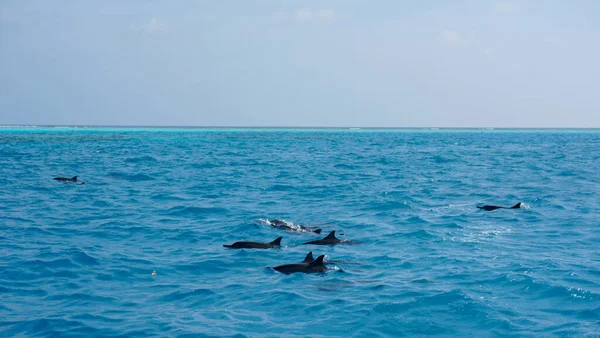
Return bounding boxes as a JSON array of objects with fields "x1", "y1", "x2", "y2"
[
  {"x1": 273, "y1": 254, "x2": 327, "y2": 274},
  {"x1": 223, "y1": 236, "x2": 282, "y2": 249},
  {"x1": 260, "y1": 219, "x2": 322, "y2": 234},
  {"x1": 302, "y1": 251, "x2": 316, "y2": 263},
  {"x1": 53, "y1": 176, "x2": 78, "y2": 182},
  {"x1": 477, "y1": 202, "x2": 522, "y2": 211},
  {"x1": 302, "y1": 231, "x2": 342, "y2": 245},
  {"x1": 301, "y1": 251, "x2": 359, "y2": 266}
]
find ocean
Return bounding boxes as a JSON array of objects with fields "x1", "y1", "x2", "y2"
[{"x1": 1, "y1": 127, "x2": 599, "y2": 337}]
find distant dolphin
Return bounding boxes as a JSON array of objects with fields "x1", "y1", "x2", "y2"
[
  {"x1": 302, "y1": 231, "x2": 342, "y2": 245},
  {"x1": 273, "y1": 254, "x2": 327, "y2": 275},
  {"x1": 53, "y1": 176, "x2": 78, "y2": 182},
  {"x1": 53, "y1": 176, "x2": 85, "y2": 185},
  {"x1": 257, "y1": 219, "x2": 322, "y2": 234},
  {"x1": 477, "y1": 202, "x2": 522, "y2": 211},
  {"x1": 223, "y1": 236, "x2": 282, "y2": 249}
]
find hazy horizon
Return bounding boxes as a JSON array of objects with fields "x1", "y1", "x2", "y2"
[
  {"x1": 1, "y1": 1, "x2": 599, "y2": 128},
  {"x1": 4, "y1": 124, "x2": 600, "y2": 131}
]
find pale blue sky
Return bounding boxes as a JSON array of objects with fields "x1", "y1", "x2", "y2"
[{"x1": 1, "y1": 0, "x2": 599, "y2": 127}]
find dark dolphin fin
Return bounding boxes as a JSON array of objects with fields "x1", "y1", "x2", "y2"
[
  {"x1": 270, "y1": 237, "x2": 283, "y2": 247},
  {"x1": 302, "y1": 251, "x2": 315, "y2": 263},
  {"x1": 309, "y1": 255, "x2": 326, "y2": 267},
  {"x1": 324, "y1": 231, "x2": 336, "y2": 240},
  {"x1": 72, "y1": 176, "x2": 77, "y2": 180},
  {"x1": 313, "y1": 229, "x2": 322, "y2": 234},
  {"x1": 510, "y1": 202, "x2": 522, "y2": 209}
]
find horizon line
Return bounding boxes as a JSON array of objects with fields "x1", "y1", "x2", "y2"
[{"x1": 2, "y1": 124, "x2": 600, "y2": 130}]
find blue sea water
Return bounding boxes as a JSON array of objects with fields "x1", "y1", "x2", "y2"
[{"x1": 1, "y1": 127, "x2": 599, "y2": 337}]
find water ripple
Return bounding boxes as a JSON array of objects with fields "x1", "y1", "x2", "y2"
[{"x1": 1, "y1": 129, "x2": 600, "y2": 337}]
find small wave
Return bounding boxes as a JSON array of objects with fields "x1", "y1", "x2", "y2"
[
  {"x1": 173, "y1": 261, "x2": 230, "y2": 274},
  {"x1": 96, "y1": 269, "x2": 135, "y2": 280},
  {"x1": 45, "y1": 292, "x2": 118, "y2": 304},
  {"x1": 406, "y1": 216, "x2": 429, "y2": 224},
  {"x1": 459, "y1": 227, "x2": 513, "y2": 243},
  {"x1": 70, "y1": 313, "x2": 125, "y2": 324},
  {"x1": 150, "y1": 193, "x2": 187, "y2": 202},
  {"x1": 0, "y1": 150, "x2": 26, "y2": 159},
  {"x1": 431, "y1": 155, "x2": 454, "y2": 163},
  {"x1": 400, "y1": 229, "x2": 436, "y2": 239},
  {"x1": 3, "y1": 318, "x2": 112, "y2": 337},
  {"x1": 23, "y1": 257, "x2": 79, "y2": 270},
  {"x1": 191, "y1": 163, "x2": 219, "y2": 169},
  {"x1": 267, "y1": 184, "x2": 295, "y2": 191},
  {"x1": 333, "y1": 163, "x2": 356, "y2": 169},
  {"x1": 431, "y1": 222, "x2": 463, "y2": 229},
  {"x1": 2, "y1": 216, "x2": 36, "y2": 224},
  {"x1": 574, "y1": 307, "x2": 600, "y2": 320},
  {"x1": 558, "y1": 171, "x2": 577, "y2": 177},
  {"x1": 419, "y1": 289, "x2": 470, "y2": 305},
  {"x1": 165, "y1": 206, "x2": 229, "y2": 217},
  {"x1": 124, "y1": 155, "x2": 158, "y2": 164},
  {"x1": 363, "y1": 200, "x2": 411, "y2": 211},
  {"x1": 167, "y1": 230, "x2": 199, "y2": 242},
  {"x1": 92, "y1": 200, "x2": 111, "y2": 207},
  {"x1": 158, "y1": 288, "x2": 215, "y2": 302},
  {"x1": 70, "y1": 250, "x2": 99, "y2": 266},
  {"x1": 107, "y1": 172, "x2": 155, "y2": 182},
  {"x1": 482, "y1": 272, "x2": 600, "y2": 302},
  {"x1": 412, "y1": 278, "x2": 434, "y2": 283}
]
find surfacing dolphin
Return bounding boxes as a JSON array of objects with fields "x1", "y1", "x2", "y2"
[
  {"x1": 302, "y1": 251, "x2": 361, "y2": 265},
  {"x1": 53, "y1": 176, "x2": 85, "y2": 185},
  {"x1": 223, "y1": 236, "x2": 282, "y2": 249},
  {"x1": 273, "y1": 254, "x2": 328, "y2": 275},
  {"x1": 302, "y1": 251, "x2": 316, "y2": 263},
  {"x1": 54, "y1": 176, "x2": 78, "y2": 182},
  {"x1": 477, "y1": 202, "x2": 522, "y2": 211},
  {"x1": 302, "y1": 231, "x2": 342, "y2": 245},
  {"x1": 257, "y1": 219, "x2": 322, "y2": 234}
]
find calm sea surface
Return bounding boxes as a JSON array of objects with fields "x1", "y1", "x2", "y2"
[{"x1": 1, "y1": 128, "x2": 599, "y2": 337}]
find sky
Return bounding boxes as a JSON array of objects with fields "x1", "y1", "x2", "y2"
[{"x1": 0, "y1": 0, "x2": 599, "y2": 128}]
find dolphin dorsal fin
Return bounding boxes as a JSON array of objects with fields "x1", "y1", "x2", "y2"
[
  {"x1": 271, "y1": 237, "x2": 283, "y2": 246},
  {"x1": 309, "y1": 255, "x2": 325, "y2": 267},
  {"x1": 314, "y1": 229, "x2": 322, "y2": 234},
  {"x1": 72, "y1": 176, "x2": 77, "y2": 180},
  {"x1": 302, "y1": 251, "x2": 314, "y2": 263},
  {"x1": 510, "y1": 202, "x2": 522, "y2": 209},
  {"x1": 324, "y1": 231, "x2": 336, "y2": 240}
]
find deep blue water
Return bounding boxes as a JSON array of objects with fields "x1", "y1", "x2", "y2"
[{"x1": 1, "y1": 127, "x2": 600, "y2": 337}]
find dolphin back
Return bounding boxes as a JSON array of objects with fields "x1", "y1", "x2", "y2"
[
  {"x1": 270, "y1": 237, "x2": 283, "y2": 247},
  {"x1": 324, "y1": 231, "x2": 337, "y2": 240},
  {"x1": 54, "y1": 176, "x2": 78, "y2": 182},
  {"x1": 309, "y1": 255, "x2": 326, "y2": 267},
  {"x1": 302, "y1": 251, "x2": 315, "y2": 263}
]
